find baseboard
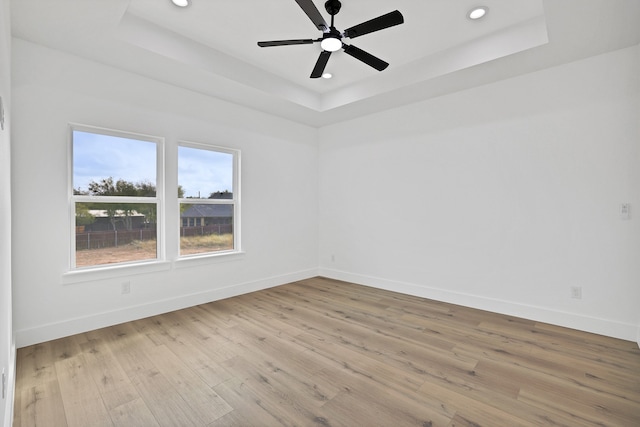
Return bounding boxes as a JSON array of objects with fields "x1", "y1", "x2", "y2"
[
  {"x1": 16, "y1": 267, "x2": 637, "y2": 348},
  {"x1": 319, "y1": 268, "x2": 638, "y2": 343},
  {"x1": 15, "y1": 268, "x2": 318, "y2": 348}
]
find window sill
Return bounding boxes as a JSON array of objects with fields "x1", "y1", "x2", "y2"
[
  {"x1": 174, "y1": 250, "x2": 245, "y2": 269},
  {"x1": 62, "y1": 260, "x2": 172, "y2": 285},
  {"x1": 61, "y1": 251, "x2": 245, "y2": 284}
]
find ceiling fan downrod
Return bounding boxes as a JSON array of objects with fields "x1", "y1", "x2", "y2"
[{"x1": 325, "y1": 0, "x2": 341, "y2": 31}]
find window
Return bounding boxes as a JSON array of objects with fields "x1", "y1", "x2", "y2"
[
  {"x1": 69, "y1": 125, "x2": 240, "y2": 272},
  {"x1": 178, "y1": 142, "x2": 239, "y2": 257},
  {"x1": 70, "y1": 124, "x2": 163, "y2": 269}
]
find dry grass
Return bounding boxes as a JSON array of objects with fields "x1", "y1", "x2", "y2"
[
  {"x1": 75, "y1": 234, "x2": 233, "y2": 267},
  {"x1": 180, "y1": 233, "x2": 233, "y2": 255}
]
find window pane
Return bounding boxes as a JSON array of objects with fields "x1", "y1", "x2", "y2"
[
  {"x1": 73, "y1": 130, "x2": 156, "y2": 196},
  {"x1": 180, "y1": 203, "x2": 233, "y2": 255},
  {"x1": 178, "y1": 146, "x2": 233, "y2": 199},
  {"x1": 75, "y1": 202, "x2": 157, "y2": 267}
]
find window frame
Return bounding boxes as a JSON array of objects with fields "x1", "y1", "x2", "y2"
[
  {"x1": 68, "y1": 123, "x2": 165, "y2": 270},
  {"x1": 177, "y1": 140, "x2": 241, "y2": 258}
]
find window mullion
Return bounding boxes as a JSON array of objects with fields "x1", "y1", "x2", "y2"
[
  {"x1": 178, "y1": 198, "x2": 234, "y2": 205},
  {"x1": 74, "y1": 195, "x2": 159, "y2": 204}
]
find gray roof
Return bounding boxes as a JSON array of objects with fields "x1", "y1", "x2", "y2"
[{"x1": 181, "y1": 204, "x2": 233, "y2": 218}]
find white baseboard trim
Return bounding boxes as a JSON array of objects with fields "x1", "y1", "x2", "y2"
[
  {"x1": 319, "y1": 268, "x2": 638, "y2": 343},
  {"x1": 15, "y1": 268, "x2": 318, "y2": 348}
]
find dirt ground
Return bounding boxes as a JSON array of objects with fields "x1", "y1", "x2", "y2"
[
  {"x1": 75, "y1": 242, "x2": 157, "y2": 267},
  {"x1": 75, "y1": 237, "x2": 233, "y2": 267}
]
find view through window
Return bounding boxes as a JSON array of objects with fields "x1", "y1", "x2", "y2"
[
  {"x1": 70, "y1": 126, "x2": 239, "y2": 269},
  {"x1": 178, "y1": 143, "x2": 237, "y2": 256},
  {"x1": 71, "y1": 126, "x2": 161, "y2": 268}
]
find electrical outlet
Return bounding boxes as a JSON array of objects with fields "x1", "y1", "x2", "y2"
[
  {"x1": 570, "y1": 286, "x2": 582, "y2": 299},
  {"x1": 331, "y1": 254, "x2": 335, "y2": 262},
  {"x1": 620, "y1": 203, "x2": 631, "y2": 220},
  {"x1": 121, "y1": 281, "x2": 131, "y2": 294}
]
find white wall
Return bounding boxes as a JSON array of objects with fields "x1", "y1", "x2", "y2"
[
  {"x1": 9, "y1": 35, "x2": 640, "y2": 353},
  {"x1": 0, "y1": 0, "x2": 14, "y2": 424},
  {"x1": 319, "y1": 44, "x2": 640, "y2": 342},
  {"x1": 11, "y1": 39, "x2": 319, "y2": 347}
]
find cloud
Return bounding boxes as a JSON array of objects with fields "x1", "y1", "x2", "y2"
[
  {"x1": 73, "y1": 131, "x2": 156, "y2": 191},
  {"x1": 73, "y1": 131, "x2": 234, "y2": 199},
  {"x1": 178, "y1": 146, "x2": 233, "y2": 198}
]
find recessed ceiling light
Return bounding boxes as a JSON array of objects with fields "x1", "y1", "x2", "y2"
[
  {"x1": 322, "y1": 73, "x2": 332, "y2": 79},
  {"x1": 468, "y1": 6, "x2": 488, "y2": 20},
  {"x1": 171, "y1": 0, "x2": 190, "y2": 7}
]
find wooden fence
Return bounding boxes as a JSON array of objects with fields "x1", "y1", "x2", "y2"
[
  {"x1": 76, "y1": 224, "x2": 233, "y2": 250},
  {"x1": 180, "y1": 224, "x2": 232, "y2": 238},
  {"x1": 75, "y1": 229, "x2": 156, "y2": 250}
]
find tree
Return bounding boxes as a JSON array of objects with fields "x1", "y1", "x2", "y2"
[
  {"x1": 85, "y1": 177, "x2": 157, "y2": 230},
  {"x1": 209, "y1": 190, "x2": 232, "y2": 199},
  {"x1": 75, "y1": 203, "x2": 96, "y2": 226},
  {"x1": 178, "y1": 185, "x2": 190, "y2": 215}
]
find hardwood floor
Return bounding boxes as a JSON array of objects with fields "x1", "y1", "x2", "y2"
[{"x1": 13, "y1": 277, "x2": 640, "y2": 426}]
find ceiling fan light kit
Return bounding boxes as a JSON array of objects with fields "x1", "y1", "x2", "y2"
[
  {"x1": 320, "y1": 36, "x2": 342, "y2": 52},
  {"x1": 257, "y1": 0, "x2": 404, "y2": 79}
]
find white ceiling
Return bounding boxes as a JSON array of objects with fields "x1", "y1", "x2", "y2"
[{"x1": 10, "y1": 0, "x2": 640, "y2": 127}]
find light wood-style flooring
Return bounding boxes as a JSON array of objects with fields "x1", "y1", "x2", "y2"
[{"x1": 13, "y1": 277, "x2": 640, "y2": 426}]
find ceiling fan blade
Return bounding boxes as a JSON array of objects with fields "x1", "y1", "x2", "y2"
[
  {"x1": 343, "y1": 10, "x2": 404, "y2": 39},
  {"x1": 343, "y1": 44, "x2": 388, "y2": 71},
  {"x1": 295, "y1": 0, "x2": 329, "y2": 31},
  {"x1": 310, "y1": 51, "x2": 332, "y2": 78},
  {"x1": 258, "y1": 39, "x2": 316, "y2": 47}
]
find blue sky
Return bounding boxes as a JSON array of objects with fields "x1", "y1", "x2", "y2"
[
  {"x1": 178, "y1": 145, "x2": 233, "y2": 198},
  {"x1": 73, "y1": 131, "x2": 233, "y2": 198}
]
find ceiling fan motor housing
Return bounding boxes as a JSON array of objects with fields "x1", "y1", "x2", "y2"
[{"x1": 325, "y1": 0, "x2": 342, "y2": 16}]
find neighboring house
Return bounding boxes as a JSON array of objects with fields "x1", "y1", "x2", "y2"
[
  {"x1": 80, "y1": 206, "x2": 233, "y2": 231},
  {"x1": 85, "y1": 210, "x2": 148, "y2": 231},
  {"x1": 181, "y1": 204, "x2": 233, "y2": 227}
]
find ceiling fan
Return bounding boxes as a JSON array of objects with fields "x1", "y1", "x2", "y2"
[{"x1": 257, "y1": 0, "x2": 404, "y2": 78}]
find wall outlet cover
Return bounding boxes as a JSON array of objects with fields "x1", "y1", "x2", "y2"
[{"x1": 620, "y1": 203, "x2": 631, "y2": 220}]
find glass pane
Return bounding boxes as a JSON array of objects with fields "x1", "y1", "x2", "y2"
[
  {"x1": 180, "y1": 203, "x2": 234, "y2": 255},
  {"x1": 178, "y1": 146, "x2": 233, "y2": 199},
  {"x1": 73, "y1": 130, "x2": 156, "y2": 196},
  {"x1": 75, "y1": 202, "x2": 157, "y2": 267}
]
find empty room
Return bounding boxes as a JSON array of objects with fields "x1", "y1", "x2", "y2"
[{"x1": 1, "y1": 0, "x2": 639, "y2": 426}]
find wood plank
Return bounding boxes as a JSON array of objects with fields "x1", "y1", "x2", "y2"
[
  {"x1": 144, "y1": 344, "x2": 233, "y2": 423},
  {"x1": 114, "y1": 347, "x2": 204, "y2": 427},
  {"x1": 130, "y1": 314, "x2": 234, "y2": 386},
  {"x1": 15, "y1": 335, "x2": 81, "y2": 390},
  {"x1": 55, "y1": 355, "x2": 113, "y2": 427},
  {"x1": 16, "y1": 381, "x2": 68, "y2": 427},
  {"x1": 220, "y1": 355, "x2": 326, "y2": 426},
  {"x1": 108, "y1": 398, "x2": 159, "y2": 427},
  {"x1": 77, "y1": 337, "x2": 140, "y2": 411},
  {"x1": 211, "y1": 377, "x2": 292, "y2": 427},
  {"x1": 417, "y1": 380, "x2": 535, "y2": 427}
]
